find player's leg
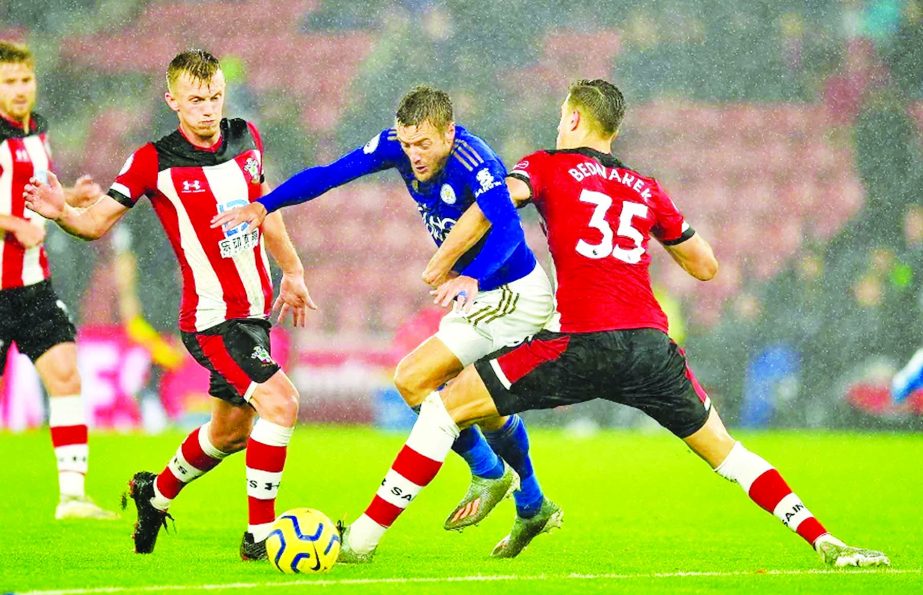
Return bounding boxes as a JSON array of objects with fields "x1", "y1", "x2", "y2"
[
  {"x1": 395, "y1": 335, "x2": 515, "y2": 529},
  {"x1": 341, "y1": 331, "x2": 573, "y2": 562},
  {"x1": 124, "y1": 371, "x2": 252, "y2": 555},
  {"x1": 394, "y1": 336, "x2": 505, "y2": 479},
  {"x1": 428, "y1": 271, "x2": 553, "y2": 530},
  {"x1": 624, "y1": 332, "x2": 889, "y2": 568},
  {"x1": 341, "y1": 366, "x2": 490, "y2": 562},
  {"x1": 239, "y1": 369, "x2": 299, "y2": 560},
  {"x1": 460, "y1": 268, "x2": 556, "y2": 530},
  {"x1": 147, "y1": 398, "x2": 251, "y2": 513},
  {"x1": 685, "y1": 408, "x2": 889, "y2": 567},
  {"x1": 23, "y1": 282, "x2": 117, "y2": 520}
]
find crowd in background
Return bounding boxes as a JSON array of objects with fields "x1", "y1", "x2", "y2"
[{"x1": 1, "y1": 0, "x2": 920, "y2": 428}]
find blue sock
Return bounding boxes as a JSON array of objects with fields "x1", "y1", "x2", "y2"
[
  {"x1": 485, "y1": 415, "x2": 544, "y2": 518},
  {"x1": 451, "y1": 426, "x2": 505, "y2": 479}
]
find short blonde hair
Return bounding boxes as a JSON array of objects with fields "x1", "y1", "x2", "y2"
[
  {"x1": 0, "y1": 40, "x2": 34, "y2": 68},
  {"x1": 566, "y1": 79, "x2": 625, "y2": 137},
  {"x1": 166, "y1": 49, "x2": 220, "y2": 92}
]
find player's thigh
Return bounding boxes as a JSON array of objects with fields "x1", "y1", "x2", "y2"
[
  {"x1": 180, "y1": 318, "x2": 280, "y2": 406},
  {"x1": 394, "y1": 335, "x2": 465, "y2": 403},
  {"x1": 473, "y1": 330, "x2": 594, "y2": 417},
  {"x1": 434, "y1": 306, "x2": 495, "y2": 367},
  {"x1": 607, "y1": 330, "x2": 712, "y2": 440}
]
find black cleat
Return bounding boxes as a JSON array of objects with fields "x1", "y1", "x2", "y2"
[
  {"x1": 121, "y1": 471, "x2": 172, "y2": 554},
  {"x1": 240, "y1": 531, "x2": 268, "y2": 561}
]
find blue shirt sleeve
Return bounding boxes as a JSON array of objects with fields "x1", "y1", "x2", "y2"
[
  {"x1": 458, "y1": 161, "x2": 525, "y2": 282},
  {"x1": 258, "y1": 129, "x2": 403, "y2": 213}
]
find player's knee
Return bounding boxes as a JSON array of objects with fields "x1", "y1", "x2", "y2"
[
  {"x1": 259, "y1": 387, "x2": 300, "y2": 426},
  {"x1": 47, "y1": 365, "x2": 81, "y2": 396}
]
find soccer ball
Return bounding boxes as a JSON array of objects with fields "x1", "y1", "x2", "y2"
[{"x1": 265, "y1": 508, "x2": 341, "y2": 573}]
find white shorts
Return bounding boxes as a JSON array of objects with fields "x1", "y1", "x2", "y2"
[{"x1": 435, "y1": 264, "x2": 554, "y2": 366}]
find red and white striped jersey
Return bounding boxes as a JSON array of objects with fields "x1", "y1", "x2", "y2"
[
  {"x1": 107, "y1": 118, "x2": 272, "y2": 333},
  {"x1": 0, "y1": 113, "x2": 52, "y2": 290}
]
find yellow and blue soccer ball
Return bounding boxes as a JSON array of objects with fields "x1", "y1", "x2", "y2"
[{"x1": 265, "y1": 508, "x2": 341, "y2": 573}]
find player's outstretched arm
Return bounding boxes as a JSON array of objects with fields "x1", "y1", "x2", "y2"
[
  {"x1": 261, "y1": 196, "x2": 317, "y2": 328},
  {"x1": 24, "y1": 172, "x2": 127, "y2": 240},
  {"x1": 664, "y1": 233, "x2": 718, "y2": 281}
]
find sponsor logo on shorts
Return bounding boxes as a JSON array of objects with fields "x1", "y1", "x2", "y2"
[{"x1": 251, "y1": 345, "x2": 273, "y2": 365}]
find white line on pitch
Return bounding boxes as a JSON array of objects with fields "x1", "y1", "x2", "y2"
[{"x1": 15, "y1": 568, "x2": 920, "y2": 595}]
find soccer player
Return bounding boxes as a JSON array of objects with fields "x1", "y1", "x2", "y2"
[
  {"x1": 211, "y1": 86, "x2": 557, "y2": 547},
  {"x1": 338, "y1": 79, "x2": 891, "y2": 568},
  {"x1": 23, "y1": 49, "x2": 313, "y2": 560},
  {"x1": 0, "y1": 40, "x2": 116, "y2": 520}
]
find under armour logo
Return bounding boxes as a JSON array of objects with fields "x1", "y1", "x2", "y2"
[
  {"x1": 182, "y1": 179, "x2": 205, "y2": 193},
  {"x1": 15, "y1": 149, "x2": 29, "y2": 162}
]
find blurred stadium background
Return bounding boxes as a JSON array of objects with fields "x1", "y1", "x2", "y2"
[{"x1": 1, "y1": 0, "x2": 920, "y2": 434}]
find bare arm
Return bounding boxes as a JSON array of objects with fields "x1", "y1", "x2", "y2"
[
  {"x1": 259, "y1": 182, "x2": 316, "y2": 326},
  {"x1": 421, "y1": 177, "x2": 532, "y2": 287},
  {"x1": 24, "y1": 172, "x2": 127, "y2": 240},
  {"x1": 664, "y1": 233, "x2": 718, "y2": 281}
]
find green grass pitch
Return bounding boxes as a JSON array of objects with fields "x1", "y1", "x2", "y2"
[{"x1": 1, "y1": 427, "x2": 919, "y2": 594}]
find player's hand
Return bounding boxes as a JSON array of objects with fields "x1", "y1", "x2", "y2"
[
  {"x1": 67, "y1": 175, "x2": 103, "y2": 207},
  {"x1": 11, "y1": 220, "x2": 45, "y2": 248},
  {"x1": 210, "y1": 202, "x2": 268, "y2": 231},
  {"x1": 23, "y1": 171, "x2": 67, "y2": 221},
  {"x1": 273, "y1": 271, "x2": 318, "y2": 328},
  {"x1": 432, "y1": 275, "x2": 478, "y2": 314}
]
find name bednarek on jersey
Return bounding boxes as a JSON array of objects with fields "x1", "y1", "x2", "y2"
[
  {"x1": 567, "y1": 160, "x2": 654, "y2": 202},
  {"x1": 257, "y1": 124, "x2": 536, "y2": 292}
]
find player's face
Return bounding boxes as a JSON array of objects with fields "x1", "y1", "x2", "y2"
[
  {"x1": 165, "y1": 70, "x2": 226, "y2": 144},
  {"x1": 395, "y1": 120, "x2": 455, "y2": 182},
  {"x1": 0, "y1": 62, "x2": 37, "y2": 124}
]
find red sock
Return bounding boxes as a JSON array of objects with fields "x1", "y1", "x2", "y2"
[
  {"x1": 153, "y1": 424, "x2": 226, "y2": 509},
  {"x1": 748, "y1": 469, "x2": 828, "y2": 545}
]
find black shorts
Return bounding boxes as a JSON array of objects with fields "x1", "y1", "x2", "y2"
[
  {"x1": 475, "y1": 328, "x2": 711, "y2": 438},
  {"x1": 0, "y1": 280, "x2": 77, "y2": 375},
  {"x1": 181, "y1": 318, "x2": 280, "y2": 406}
]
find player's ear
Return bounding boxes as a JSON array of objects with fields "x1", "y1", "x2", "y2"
[
  {"x1": 164, "y1": 91, "x2": 179, "y2": 112},
  {"x1": 570, "y1": 110, "x2": 580, "y2": 131},
  {"x1": 444, "y1": 121, "x2": 456, "y2": 143}
]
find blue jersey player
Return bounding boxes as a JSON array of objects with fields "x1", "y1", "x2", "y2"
[{"x1": 213, "y1": 86, "x2": 558, "y2": 553}]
